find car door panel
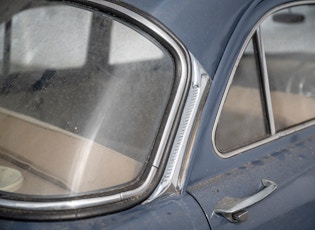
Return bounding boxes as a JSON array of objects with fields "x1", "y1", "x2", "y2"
[
  {"x1": 187, "y1": 2, "x2": 315, "y2": 229},
  {"x1": 187, "y1": 133, "x2": 315, "y2": 229}
]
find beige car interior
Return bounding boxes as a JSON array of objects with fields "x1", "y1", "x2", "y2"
[
  {"x1": 0, "y1": 107, "x2": 141, "y2": 195},
  {"x1": 216, "y1": 86, "x2": 315, "y2": 152}
]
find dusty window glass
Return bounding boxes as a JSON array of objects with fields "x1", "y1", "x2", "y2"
[
  {"x1": 0, "y1": 3, "x2": 175, "y2": 196},
  {"x1": 261, "y1": 5, "x2": 315, "y2": 131},
  {"x1": 215, "y1": 39, "x2": 268, "y2": 152},
  {"x1": 0, "y1": 23, "x2": 3, "y2": 74}
]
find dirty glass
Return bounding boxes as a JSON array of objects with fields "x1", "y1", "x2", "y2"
[
  {"x1": 261, "y1": 5, "x2": 315, "y2": 131},
  {"x1": 0, "y1": 2, "x2": 175, "y2": 195},
  {"x1": 215, "y1": 39, "x2": 268, "y2": 153}
]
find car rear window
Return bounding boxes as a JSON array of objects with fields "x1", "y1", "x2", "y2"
[{"x1": 0, "y1": 2, "x2": 175, "y2": 196}]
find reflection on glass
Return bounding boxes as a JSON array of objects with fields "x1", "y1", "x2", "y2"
[
  {"x1": 0, "y1": 23, "x2": 4, "y2": 74},
  {"x1": 0, "y1": 3, "x2": 175, "y2": 196},
  {"x1": 262, "y1": 5, "x2": 315, "y2": 131},
  {"x1": 109, "y1": 21, "x2": 164, "y2": 64},
  {"x1": 216, "y1": 39, "x2": 268, "y2": 152},
  {"x1": 10, "y1": 6, "x2": 92, "y2": 73}
]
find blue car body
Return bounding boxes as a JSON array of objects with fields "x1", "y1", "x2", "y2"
[{"x1": 1, "y1": 0, "x2": 315, "y2": 229}]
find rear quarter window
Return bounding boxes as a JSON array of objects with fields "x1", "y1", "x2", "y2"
[{"x1": 214, "y1": 3, "x2": 315, "y2": 157}]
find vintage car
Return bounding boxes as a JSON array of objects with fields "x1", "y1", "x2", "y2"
[{"x1": 0, "y1": 0, "x2": 315, "y2": 229}]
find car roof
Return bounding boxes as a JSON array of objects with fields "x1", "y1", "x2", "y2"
[{"x1": 121, "y1": 0, "x2": 257, "y2": 77}]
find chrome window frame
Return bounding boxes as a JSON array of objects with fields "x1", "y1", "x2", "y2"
[
  {"x1": 0, "y1": 0, "x2": 190, "y2": 216},
  {"x1": 147, "y1": 54, "x2": 211, "y2": 202},
  {"x1": 213, "y1": 1, "x2": 315, "y2": 158}
]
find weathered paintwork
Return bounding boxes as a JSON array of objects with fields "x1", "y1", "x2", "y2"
[
  {"x1": 1, "y1": 0, "x2": 315, "y2": 229},
  {"x1": 122, "y1": 0, "x2": 255, "y2": 78},
  {"x1": 0, "y1": 194, "x2": 209, "y2": 229}
]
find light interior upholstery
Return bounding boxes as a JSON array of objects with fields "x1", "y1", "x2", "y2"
[
  {"x1": 216, "y1": 86, "x2": 315, "y2": 152},
  {"x1": 223, "y1": 86, "x2": 315, "y2": 125},
  {"x1": 0, "y1": 108, "x2": 141, "y2": 195}
]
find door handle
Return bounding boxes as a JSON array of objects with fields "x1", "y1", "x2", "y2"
[{"x1": 214, "y1": 179, "x2": 277, "y2": 223}]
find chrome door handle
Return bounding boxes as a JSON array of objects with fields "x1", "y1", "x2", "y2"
[{"x1": 214, "y1": 179, "x2": 277, "y2": 223}]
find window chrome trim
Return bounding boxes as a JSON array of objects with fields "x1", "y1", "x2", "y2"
[
  {"x1": 0, "y1": 0, "x2": 189, "y2": 211},
  {"x1": 213, "y1": 1, "x2": 315, "y2": 159},
  {"x1": 256, "y1": 27, "x2": 276, "y2": 135},
  {"x1": 146, "y1": 54, "x2": 210, "y2": 202}
]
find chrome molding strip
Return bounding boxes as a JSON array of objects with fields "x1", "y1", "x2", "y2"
[
  {"x1": 0, "y1": 0, "x2": 188, "y2": 211},
  {"x1": 212, "y1": 1, "x2": 315, "y2": 159},
  {"x1": 256, "y1": 27, "x2": 276, "y2": 135},
  {"x1": 0, "y1": 168, "x2": 157, "y2": 211},
  {"x1": 146, "y1": 55, "x2": 210, "y2": 202}
]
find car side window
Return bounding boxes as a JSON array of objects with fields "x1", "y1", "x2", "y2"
[
  {"x1": 261, "y1": 5, "x2": 315, "y2": 131},
  {"x1": 215, "y1": 39, "x2": 268, "y2": 152},
  {"x1": 215, "y1": 4, "x2": 315, "y2": 155}
]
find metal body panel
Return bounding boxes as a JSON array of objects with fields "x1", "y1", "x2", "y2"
[
  {"x1": 0, "y1": 194, "x2": 209, "y2": 229},
  {"x1": 122, "y1": 0, "x2": 255, "y2": 78},
  {"x1": 189, "y1": 0, "x2": 315, "y2": 191},
  {"x1": 188, "y1": 137, "x2": 315, "y2": 229},
  {"x1": 187, "y1": 0, "x2": 315, "y2": 228}
]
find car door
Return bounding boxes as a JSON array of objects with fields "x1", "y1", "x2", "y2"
[{"x1": 187, "y1": 1, "x2": 315, "y2": 229}]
